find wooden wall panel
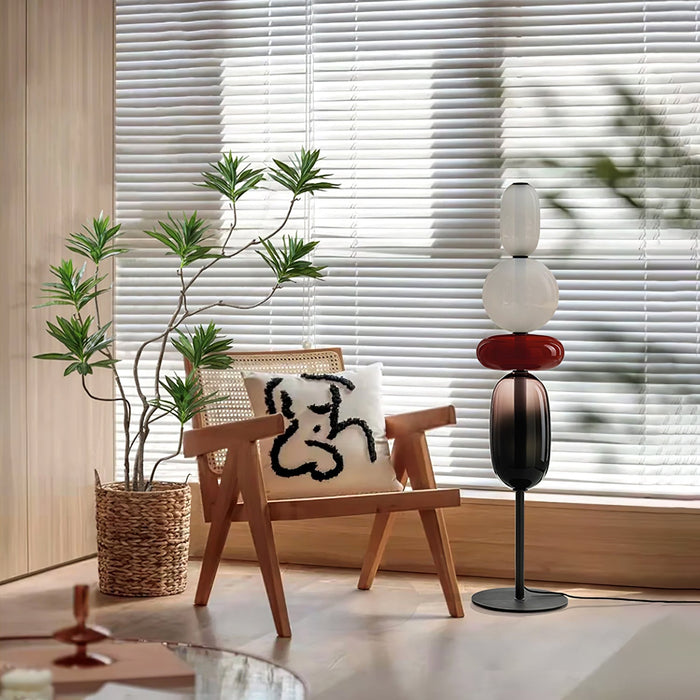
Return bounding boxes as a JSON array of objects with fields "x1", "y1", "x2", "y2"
[
  {"x1": 25, "y1": 0, "x2": 115, "y2": 570},
  {"x1": 0, "y1": 0, "x2": 29, "y2": 581},
  {"x1": 189, "y1": 489, "x2": 700, "y2": 589}
]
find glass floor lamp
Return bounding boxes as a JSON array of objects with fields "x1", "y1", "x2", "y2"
[{"x1": 471, "y1": 183, "x2": 568, "y2": 613}]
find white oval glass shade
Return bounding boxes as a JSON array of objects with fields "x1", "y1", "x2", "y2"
[
  {"x1": 482, "y1": 258, "x2": 559, "y2": 332},
  {"x1": 500, "y1": 182, "x2": 540, "y2": 255}
]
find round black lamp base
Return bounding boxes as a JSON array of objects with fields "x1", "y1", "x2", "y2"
[{"x1": 472, "y1": 587, "x2": 568, "y2": 613}]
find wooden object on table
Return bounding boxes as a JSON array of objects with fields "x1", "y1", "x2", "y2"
[
  {"x1": 184, "y1": 347, "x2": 465, "y2": 638},
  {"x1": 52, "y1": 585, "x2": 111, "y2": 667},
  {"x1": 0, "y1": 642, "x2": 195, "y2": 696}
]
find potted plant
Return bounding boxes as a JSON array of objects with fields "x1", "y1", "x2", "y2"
[{"x1": 35, "y1": 148, "x2": 338, "y2": 596}]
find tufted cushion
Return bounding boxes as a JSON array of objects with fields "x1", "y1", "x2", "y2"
[{"x1": 242, "y1": 364, "x2": 402, "y2": 499}]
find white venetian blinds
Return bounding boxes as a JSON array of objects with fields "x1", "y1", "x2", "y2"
[
  {"x1": 115, "y1": 1, "x2": 699, "y2": 498},
  {"x1": 499, "y1": 2, "x2": 699, "y2": 497}
]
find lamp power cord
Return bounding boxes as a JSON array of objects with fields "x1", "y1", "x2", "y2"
[{"x1": 524, "y1": 585, "x2": 700, "y2": 604}]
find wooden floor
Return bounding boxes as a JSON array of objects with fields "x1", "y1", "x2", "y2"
[{"x1": 1, "y1": 559, "x2": 699, "y2": 699}]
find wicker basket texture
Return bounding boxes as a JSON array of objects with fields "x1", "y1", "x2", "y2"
[{"x1": 95, "y1": 481, "x2": 191, "y2": 597}]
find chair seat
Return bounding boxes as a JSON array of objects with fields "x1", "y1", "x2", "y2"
[{"x1": 227, "y1": 487, "x2": 461, "y2": 522}]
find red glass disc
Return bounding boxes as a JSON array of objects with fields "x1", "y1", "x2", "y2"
[{"x1": 477, "y1": 334, "x2": 564, "y2": 371}]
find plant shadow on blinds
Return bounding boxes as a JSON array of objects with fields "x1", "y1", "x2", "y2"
[{"x1": 114, "y1": 1, "x2": 699, "y2": 498}]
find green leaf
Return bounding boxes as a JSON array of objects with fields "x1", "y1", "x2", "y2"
[
  {"x1": 197, "y1": 153, "x2": 266, "y2": 204},
  {"x1": 92, "y1": 358, "x2": 119, "y2": 370},
  {"x1": 151, "y1": 372, "x2": 227, "y2": 424},
  {"x1": 171, "y1": 323, "x2": 234, "y2": 371},
  {"x1": 144, "y1": 212, "x2": 218, "y2": 268},
  {"x1": 268, "y1": 147, "x2": 339, "y2": 198},
  {"x1": 34, "y1": 352, "x2": 74, "y2": 361},
  {"x1": 66, "y1": 213, "x2": 128, "y2": 264},
  {"x1": 257, "y1": 235, "x2": 325, "y2": 285},
  {"x1": 64, "y1": 362, "x2": 82, "y2": 376},
  {"x1": 35, "y1": 316, "x2": 114, "y2": 376},
  {"x1": 37, "y1": 259, "x2": 107, "y2": 311}
]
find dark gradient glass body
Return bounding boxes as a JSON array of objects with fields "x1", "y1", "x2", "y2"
[{"x1": 490, "y1": 370, "x2": 551, "y2": 490}]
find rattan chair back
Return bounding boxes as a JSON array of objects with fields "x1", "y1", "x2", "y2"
[{"x1": 188, "y1": 347, "x2": 344, "y2": 476}]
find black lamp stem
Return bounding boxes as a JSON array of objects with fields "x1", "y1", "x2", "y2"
[
  {"x1": 471, "y1": 485, "x2": 568, "y2": 612},
  {"x1": 515, "y1": 489, "x2": 525, "y2": 600}
]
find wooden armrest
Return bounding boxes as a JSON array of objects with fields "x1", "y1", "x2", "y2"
[
  {"x1": 385, "y1": 405, "x2": 456, "y2": 439},
  {"x1": 183, "y1": 413, "x2": 284, "y2": 458}
]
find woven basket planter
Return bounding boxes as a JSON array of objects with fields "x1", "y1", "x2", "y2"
[{"x1": 95, "y1": 480, "x2": 191, "y2": 597}]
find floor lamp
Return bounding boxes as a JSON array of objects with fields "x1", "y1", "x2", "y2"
[{"x1": 471, "y1": 183, "x2": 568, "y2": 613}]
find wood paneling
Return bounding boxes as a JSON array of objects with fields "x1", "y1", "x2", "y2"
[
  {"x1": 0, "y1": 0, "x2": 29, "y2": 581},
  {"x1": 24, "y1": 0, "x2": 115, "y2": 570},
  {"x1": 189, "y1": 489, "x2": 700, "y2": 589}
]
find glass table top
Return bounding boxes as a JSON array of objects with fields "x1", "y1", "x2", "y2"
[
  {"x1": 0, "y1": 637, "x2": 306, "y2": 700},
  {"x1": 167, "y1": 642, "x2": 305, "y2": 700}
]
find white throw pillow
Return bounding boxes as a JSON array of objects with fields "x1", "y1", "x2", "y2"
[{"x1": 242, "y1": 364, "x2": 402, "y2": 499}]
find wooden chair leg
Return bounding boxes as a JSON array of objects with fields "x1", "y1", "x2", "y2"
[
  {"x1": 195, "y1": 514, "x2": 233, "y2": 607},
  {"x1": 195, "y1": 448, "x2": 240, "y2": 607},
  {"x1": 420, "y1": 508, "x2": 464, "y2": 618},
  {"x1": 237, "y1": 442, "x2": 292, "y2": 638},
  {"x1": 359, "y1": 447, "x2": 409, "y2": 590},
  {"x1": 358, "y1": 511, "x2": 397, "y2": 590},
  {"x1": 399, "y1": 432, "x2": 464, "y2": 618}
]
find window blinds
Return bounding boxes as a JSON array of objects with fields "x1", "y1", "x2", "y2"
[{"x1": 115, "y1": 1, "x2": 699, "y2": 498}]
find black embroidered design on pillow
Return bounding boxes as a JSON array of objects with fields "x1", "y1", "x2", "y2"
[
  {"x1": 300, "y1": 372, "x2": 355, "y2": 391},
  {"x1": 264, "y1": 377, "x2": 283, "y2": 415},
  {"x1": 263, "y1": 373, "x2": 378, "y2": 481}
]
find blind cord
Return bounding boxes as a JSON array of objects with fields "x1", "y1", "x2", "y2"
[{"x1": 524, "y1": 585, "x2": 700, "y2": 604}]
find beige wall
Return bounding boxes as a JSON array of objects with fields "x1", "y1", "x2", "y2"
[
  {"x1": 0, "y1": 0, "x2": 115, "y2": 581},
  {"x1": 1, "y1": 0, "x2": 29, "y2": 581}
]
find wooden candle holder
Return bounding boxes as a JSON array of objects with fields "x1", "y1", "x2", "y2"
[{"x1": 52, "y1": 585, "x2": 112, "y2": 667}]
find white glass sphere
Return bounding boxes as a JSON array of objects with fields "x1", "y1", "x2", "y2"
[
  {"x1": 482, "y1": 258, "x2": 559, "y2": 332},
  {"x1": 500, "y1": 182, "x2": 540, "y2": 256}
]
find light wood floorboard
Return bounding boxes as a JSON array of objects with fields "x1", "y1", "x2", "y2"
[{"x1": 1, "y1": 560, "x2": 698, "y2": 699}]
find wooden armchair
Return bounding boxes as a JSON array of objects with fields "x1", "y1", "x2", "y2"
[{"x1": 183, "y1": 347, "x2": 464, "y2": 637}]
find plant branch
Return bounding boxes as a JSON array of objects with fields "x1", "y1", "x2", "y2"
[
  {"x1": 258, "y1": 197, "x2": 297, "y2": 244},
  {"x1": 178, "y1": 268, "x2": 189, "y2": 315},
  {"x1": 220, "y1": 201, "x2": 238, "y2": 250},
  {"x1": 131, "y1": 296, "x2": 184, "y2": 489},
  {"x1": 81, "y1": 375, "x2": 120, "y2": 403},
  {"x1": 92, "y1": 269, "x2": 104, "y2": 328},
  {"x1": 132, "y1": 297, "x2": 183, "y2": 405},
  {"x1": 138, "y1": 196, "x2": 290, "y2": 422},
  {"x1": 126, "y1": 409, "x2": 173, "y2": 454},
  {"x1": 126, "y1": 411, "x2": 176, "y2": 478},
  {"x1": 134, "y1": 262, "x2": 193, "y2": 481},
  {"x1": 137, "y1": 277, "x2": 280, "y2": 454},
  {"x1": 178, "y1": 286, "x2": 280, "y2": 324},
  {"x1": 113, "y1": 371, "x2": 132, "y2": 490},
  {"x1": 145, "y1": 425, "x2": 184, "y2": 491},
  {"x1": 90, "y1": 263, "x2": 133, "y2": 488},
  {"x1": 181, "y1": 198, "x2": 294, "y2": 299},
  {"x1": 225, "y1": 198, "x2": 297, "y2": 261},
  {"x1": 131, "y1": 290, "x2": 186, "y2": 470},
  {"x1": 181, "y1": 204, "x2": 240, "y2": 294}
]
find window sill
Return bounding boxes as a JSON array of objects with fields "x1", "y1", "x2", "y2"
[
  {"x1": 188, "y1": 482, "x2": 700, "y2": 589},
  {"x1": 458, "y1": 488, "x2": 700, "y2": 512}
]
